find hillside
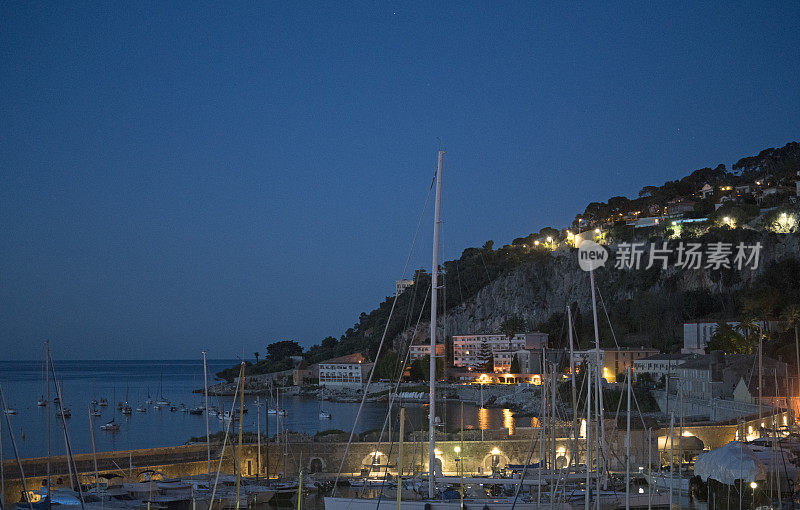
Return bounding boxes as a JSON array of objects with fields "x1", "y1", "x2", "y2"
[{"x1": 217, "y1": 141, "x2": 800, "y2": 381}]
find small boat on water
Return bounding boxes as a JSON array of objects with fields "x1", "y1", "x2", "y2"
[
  {"x1": 37, "y1": 396, "x2": 47, "y2": 406},
  {"x1": 319, "y1": 388, "x2": 332, "y2": 419},
  {"x1": 99, "y1": 398, "x2": 108, "y2": 406},
  {"x1": 90, "y1": 399, "x2": 98, "y2": 406},
  {"x1": 136, "y1": 404, "x2": 147, "y2": 413},
  {"x1": 219, "y1": 410, "x2": 239, "y2": 422},
  {"x1": 90, "y1": 407, "x2": 102, "y2": 417},
  {"x1": 100, "y1": 418, "x2": 120, "y2": 431},
  {"x1": 189, "y1": 407, "x2": 203, "y2": 415},
  {"x1": 4, "y1": 408, "x2": 17, "y2": 415},
  {"x1": 169, "y1": 405, "x2": 178, "y2": 412},
  {"x1": 207, "y1": 407, "x2": 219, "y2": 416},
  {"x1": 120, "y1": 402, "x2": 133, "y2": 415},
  {"x1": 55, "y1": 408, "x2": 71, "y2": 418}
]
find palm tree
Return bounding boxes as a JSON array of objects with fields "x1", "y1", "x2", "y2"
[
  {"x1": 782, "y1": 305, "x2": 800, "y2": 408},
  {"x1": 254, "y1": 351, "x2": 260, "y2": 363}
]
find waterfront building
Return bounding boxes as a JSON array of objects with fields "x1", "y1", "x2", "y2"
[
  {"x1": 677, "y1": 352, "x2": 787, "y2": 402},
  {"x1": 633, "y1": 352, "x2": 696, "y2": 385},
  {"x1": 573, "y1": 347, "x2": 659, "y2": 383},
  {"x1": 317, "y1": 353, "x2": 370, "y2": 388},
  {"x1": 452, "y1": 333, "x2": 548, "y2": 370},
  {"x1": 497, "y1": 348, "x2": 567, "y2": 375},
  {"x1": 409, "y1": 342, "x2": 445, "y2": 361}
]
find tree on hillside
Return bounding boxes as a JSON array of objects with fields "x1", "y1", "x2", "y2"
[
  {"x1": 373, "y1": 351, "x2": 401, "y2": 380},
  {"x1": 266, "y1": 340, "x2": 303, "y2": 362},
  {"x1": 409, "y1": 355, "x2": 443, "y2": 381},
  {"x1": 510, "y1": 354, "x2": 521, "y2": 374},
  {"x1": 477, "y1": 341, "x2": 493, "y2": 373},
  {"x1": 500, "y1": 314, "x2": 527, "y2": 339},
  {"x1": 500, "y1": 314, "x2": 528, "y2": 352},
  {"x1": 321, "y1": 336, "x2": 337, "y2": 350},
  {"x1": 254, "y1": 352, "x2": 260, "y2": 363},
  {"x1": 782, "y1": 305, "x2": 800, "y2": 385},
  {"x1": 706, "y1": 323, "x2": 752, "y2": 354}
]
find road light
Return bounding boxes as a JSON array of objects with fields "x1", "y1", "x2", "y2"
[
  {"x1": 594, "y1": 228, "x2": 601, "y2": 234},
  {"x1": 750, "y1": 480, "x2": 757, "y2": 503}
]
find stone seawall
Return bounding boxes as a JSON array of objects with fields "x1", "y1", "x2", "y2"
[{"x1": 2, "y1": 419, "x2": 751, "y2": 507}]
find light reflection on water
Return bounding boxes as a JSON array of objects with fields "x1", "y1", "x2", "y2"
[{"x1": 503, "y1": 408, "x2": 515, "y2": 435}]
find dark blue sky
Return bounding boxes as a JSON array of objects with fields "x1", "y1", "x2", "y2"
[{"x1": 2, "y1": 2, "x2": 799, "y2": 360}]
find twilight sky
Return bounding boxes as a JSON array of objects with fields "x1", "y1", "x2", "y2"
[{"x1": 2, "y1": 2, "x2": 799, "y2": 360}]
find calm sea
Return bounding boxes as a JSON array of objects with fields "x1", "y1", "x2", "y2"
[{"x1": 0, "y1": 360, "x2": 524, "y2": 460}]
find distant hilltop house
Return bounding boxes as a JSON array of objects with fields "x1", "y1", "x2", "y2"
[
  {"x1": 682, "y1": 320, "x2": 783, "y2": 354},
  {"x1": 699, "y1": 183, "x2": 715, "y2": 199},
  {"x1": 395, "y1": 279, "x2": 414, "y2": 296},
  {"x1": 666, "y1": 199, "x2": 696, "y2": 217}
]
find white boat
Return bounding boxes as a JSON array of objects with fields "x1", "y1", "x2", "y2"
[
  {"x1": 325, "y1": 497, "x2": 577, "y2": 510},
  {"x1": 90, "y1": 407, "x2": 102, "y2": 417},
  {"x1": 37, "y1": 396, "x2": 48, "y2": 406},
  {"x1": 136, "y1": 405, "x2": 147, "y2": 413},
  {"x1": 4, "y1": 408, "x2": 17, "y2": 415},
  {"x1": 319, "y1": 388, "x2": 332, "y2": 419},
  {"x1": 100, "y1": 418, "x2": 120, "y2": 431}
]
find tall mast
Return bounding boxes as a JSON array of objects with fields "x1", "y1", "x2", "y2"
[
  {"x1": 257, "y1": 397, "x2": 261, "y2": 480},
  {"x1": 202, "y1": 351, "x2": 211, "y2": 476},
  {"x1": 625, "y1": 366, "x2": 631, "y2": 510},
  {"x1": 45, "y1": 341, "x2": 51, "y2": 510},
  {"x1": 236, "y1": 362, "x2": 245, "y2": 510},
  {"x1": 589, "y1": 269, "x2": 607, "y2": 488},
  {"x1": 428, "y1": 150, "x2": 444, "y2": 498},
  {"x1": 567, "y1": 305, "x2": 578, "y2": 474}
]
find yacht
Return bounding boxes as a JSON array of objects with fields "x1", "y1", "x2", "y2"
[{"x1": 100, "y1": 418, "x2": 120, "y2": 431}]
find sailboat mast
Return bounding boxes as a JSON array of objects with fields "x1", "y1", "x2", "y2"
[
  {"x1": 567, "y1": 306, "x2": 578, "y2": 474},
  {"x1": 45, "y1": 341, "x2": 51, "y2": 509},
  {"x1": 236, "y1": 362, "x2": 245, "y2": 510},
  {"x1": 589, "y1": 269, "x2": 607, "y2": 488},
  {"x1": 625, "y1": 366, "x2": 631, "y2": 510},
  {"x1": 428, "y1": 150, "x2": 444, "y2": 498},
  {"x1": 202, "y1": 351, "x2": 211, "y2": 476}
]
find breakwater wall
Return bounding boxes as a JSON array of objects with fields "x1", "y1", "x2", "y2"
[{"x1": 2, "y1": 418, "x2": 752, "y2": 507}]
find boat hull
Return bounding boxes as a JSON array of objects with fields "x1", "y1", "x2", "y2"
[{"x1": 324, "y1": 497, "x2": 577, "y2": 510}]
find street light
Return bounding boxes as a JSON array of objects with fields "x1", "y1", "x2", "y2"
[{"x1": 750, "y1": 481, "x2": 757, "y2": 504}]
